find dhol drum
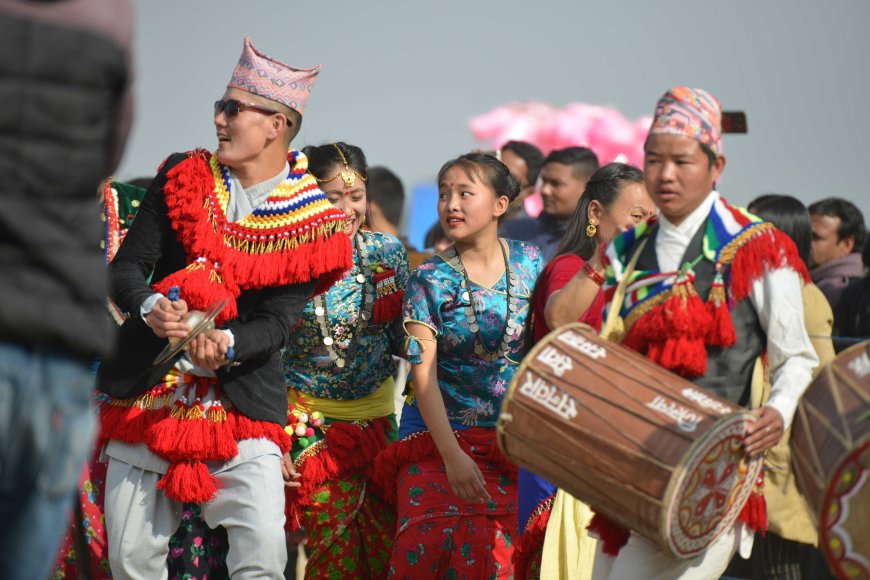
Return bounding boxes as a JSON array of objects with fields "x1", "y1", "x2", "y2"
[
  {"x1": 791, "y1": 341, "x2": 870, "y2": 580},
  {"x1": 497, "y1": 323, "x2": 763, "y2": 559}
]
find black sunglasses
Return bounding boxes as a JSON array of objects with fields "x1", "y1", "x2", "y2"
[{"x1": 214, "y1": 99, "x2": 291, "y2": 126}]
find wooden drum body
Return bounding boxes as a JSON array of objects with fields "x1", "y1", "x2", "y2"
[
  {"x1": 792, "y1": 341, "x2": 870, "y2": 580},
  {"x1": 497, "y1": 323, "x2": 763, "y2": 559}
]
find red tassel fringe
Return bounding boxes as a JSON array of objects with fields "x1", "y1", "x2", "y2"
[
  {"x1": 208, "y1": 405, "x2": 239, "y2": 461},
  {"x1": 623, "y1": 280, "x2": 710, "y2": 378},
  {"x1": 158, "y1": 151, "x2": 353, "y2": 312},
  {"x1": 98, "y1": 403, "x2": 170, "y2": 447},
  {"x1": 285, "y1": 418, "x2": 393, "y2": 531},
  {"x1": 99, "y1": 398, "x2": 291, "y2": 503},
  {"x1": 228, "y1": 413, "x2": 292, "y2": 455},
  {"x1": 146, "y1": 401, "x2": 189, "y2": 460},
  {"x1": 152, "y1": 262, "x2": 238, "y2": 325},
  {"x1": 156, "y1": 461, "x2": 221, "y2": 503},
  {"x1": 728, "y1": 228, "x2": 809, "y2": 303},
  {"x1": 738, "y1": 473, "x2": 768, "y2": 536},
  {"x1": 373, "y1": 290, "x2": 404, "y2": 324},
  {"x1": 705, "y1": 280, "x2": 736, "y2": 348},
  {"x1": 587, "y1": 512, "x2": 631, "y2": 556},
  {"x1": 513, "y1": 497, "x2": 553, "y2": 579},
  {"x1": 739, "y1": 492, "x2": 768, "y2": 536}
]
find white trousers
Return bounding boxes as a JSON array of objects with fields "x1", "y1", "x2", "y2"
[
  {"x1": 105, "y1": 450, "x2": 287, "y2": 580},
  {"x1": 591, "y1": 526, "x2": 739, "y2": 580}
]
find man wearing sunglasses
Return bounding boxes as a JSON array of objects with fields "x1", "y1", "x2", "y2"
[{"x1": 96, "y1": 37, "x2": 352, "y2": 579}]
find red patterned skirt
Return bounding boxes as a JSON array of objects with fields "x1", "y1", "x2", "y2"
[
  {"x1": 287, "y1": 416, "x2": 396, "y2": 578},
  {"x1": 375, "y1": 427, "x2": 518, "y2": 579}
]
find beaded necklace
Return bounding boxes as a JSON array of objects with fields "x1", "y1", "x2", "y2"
[
  {"x1": 447, "y1": 239, "x2": 518, "y2": 362},
  {"x1": 312, "y1": 232, "x2": 374, "y2": 368}
]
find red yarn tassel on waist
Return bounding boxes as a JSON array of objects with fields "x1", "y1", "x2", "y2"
[
  {"x1": 588, "y1": 512, "x2": 631, "y2": 556},
  {"x1": 738, "y1": 473, "x2": 768, "y2": 536},
  {"x1": 156, "y1": 461, "x2": 221, "y2": 503}
]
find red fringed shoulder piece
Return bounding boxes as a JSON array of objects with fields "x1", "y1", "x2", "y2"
[
  {"x1": 619, "y1": 216, "x2": 808, "y2": 378},
  {"x1": 157, "y1": 149, "x2": 353, "y2": 316},
  {"x1": 720, "y1": 224, "x2": 810, "y2": 303}
]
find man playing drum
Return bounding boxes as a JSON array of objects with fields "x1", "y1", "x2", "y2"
[{"x1": 592, "y1": 87, "x2": 819, "y2": 579}]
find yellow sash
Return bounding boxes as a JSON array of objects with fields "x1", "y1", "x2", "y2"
[
  {"x1": 287, "y1": 377, "x2": 395, "y2": 422},
  {"x1": 540, "y1": 489, "x2": 597, "y2": 579}
]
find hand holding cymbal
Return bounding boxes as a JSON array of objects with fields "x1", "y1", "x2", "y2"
[{"x1": 152, "y1": 287, "x2": 230, "y2": 366}]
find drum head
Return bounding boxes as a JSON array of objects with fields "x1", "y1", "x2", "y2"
[
  {"x1": 793, "y1": 341, "x2": 870, "y2": 579},
  {"x1": 820, "y1": 440, "x2": 870, "y2": 579},
  {"x1": 664, "y1": 412, "x2": 763, "y2": 559}
]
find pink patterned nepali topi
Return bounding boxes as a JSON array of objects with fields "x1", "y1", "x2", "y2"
[
  {"x1": 228, "y1": 36, "x2": 321, "y2": 115},
  {"x1": 649, "y1": 86, "x2": 723, "y2": 156}
]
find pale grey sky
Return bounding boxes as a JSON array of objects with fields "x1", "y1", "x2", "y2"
[{"x1": 119, "y1": 0, "x2": 870, "y2": 237}]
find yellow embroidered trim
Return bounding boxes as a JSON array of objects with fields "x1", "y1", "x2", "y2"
[{"x1": 524, "y1": 496, "x2": 556, "y2": 533}]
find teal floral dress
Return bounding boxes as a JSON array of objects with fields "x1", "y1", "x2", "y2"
[
  {"x1": 283, "y1": 229, "x2": 409, "y2": 579},
  {"x1": 376, "y1": 239, "x2": 543, "y2": 579}
]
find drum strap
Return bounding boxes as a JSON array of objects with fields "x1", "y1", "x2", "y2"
[{"x1": 601, "y1": 238, "x2": 648, "y2": 340}]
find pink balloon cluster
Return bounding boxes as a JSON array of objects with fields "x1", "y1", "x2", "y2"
[{"x1": 469, "y1": 101, "x2": 652, "y2": 169}]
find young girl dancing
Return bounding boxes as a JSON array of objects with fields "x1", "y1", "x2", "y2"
[{"x1": 376, "y1": 153, "x2": 543, "y2": 578}]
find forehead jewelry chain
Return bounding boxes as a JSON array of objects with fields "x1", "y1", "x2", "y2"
[
  {"x1": 310, "y1": 144, "x2": 368, "y2": 190},
  {"x1": 446, "y1": 239, "x2": 518, "y2": 362},
  {"x1": 312, "y1": 232, "x2": 374, "y2": 368}
]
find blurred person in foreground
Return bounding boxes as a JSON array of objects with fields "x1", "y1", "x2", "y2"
[{"x1": 0, "y1": 1, "x2": 133, "y2": 578}]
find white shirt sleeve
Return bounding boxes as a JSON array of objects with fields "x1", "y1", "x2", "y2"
[
  {"x1": 139, "y1": 292, "x2": 164, "y2": 325},
  {"x1": 748, "y1": 267, "x2": 819, "y2": 429}
]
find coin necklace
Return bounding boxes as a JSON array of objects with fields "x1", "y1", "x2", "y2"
[
  {"x1": 312, "y1": 232, "x2": 374, "y2": 368},
  {"x1": 446, "y1": 239, "x2": 518, "y2": 362}
]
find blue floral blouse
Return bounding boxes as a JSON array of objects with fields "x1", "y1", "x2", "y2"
[
  {"x1": 402, "y1": 239, "x2": 542, "y2": 431},
  {"x1": 283, "y1": 230, "x2": 410, "y2": 400}
]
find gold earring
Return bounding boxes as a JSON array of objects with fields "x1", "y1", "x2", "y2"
[{"x1": 586, "y1": 221, "x2": 597, "y2": 238}]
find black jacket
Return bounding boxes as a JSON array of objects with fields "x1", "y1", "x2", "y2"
[
  {"x1": 97, "y1": 154, "x2": 315, "y2": 426},
  {"x1": 0, "y1": 1, "x2": 132, "y2": 359}
]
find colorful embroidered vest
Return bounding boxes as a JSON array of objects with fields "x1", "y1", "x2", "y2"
[
  {"x1": 634, "y1": 223, "x2": 765, "y2": 405},
  {"x1": 604, "y1": 196, "x2": 809, "y2": 386}
]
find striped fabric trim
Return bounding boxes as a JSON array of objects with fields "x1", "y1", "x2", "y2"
[{"x1": 603, "y1": 195, "x2": 763, "y2": 322}]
